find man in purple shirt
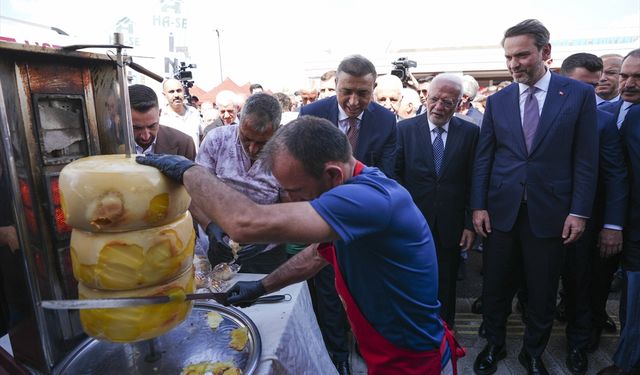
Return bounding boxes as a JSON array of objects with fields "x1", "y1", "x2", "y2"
[{"x1": 193, "y1": 92, "x2": 287, "y2": 273}]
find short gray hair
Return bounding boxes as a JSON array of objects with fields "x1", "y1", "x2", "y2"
[
  {"x1": 337, "y1": 55, "x2": 377, "y2": 81},
  {"x1": 262, "y1": 115, "x2": 351, "y2": 178},
  {"x1": 430, "y1": 73, "x2": 464, "y2": 102},
  {"x1": 462, "y1": 75, "x2": 480, "y2": 100},
  {"x1": 240, "y1": 93, "x2": 282, "y2": 132}
]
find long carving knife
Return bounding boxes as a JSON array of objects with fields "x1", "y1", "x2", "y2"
[{"x1": 40, "y1": 293, "x2": 285, "y2": 310}]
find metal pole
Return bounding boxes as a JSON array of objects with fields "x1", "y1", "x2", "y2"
[
  {"x1": 216, "y1": 29, "x2": 223, "y2": 83},
  {"x1": 114, "y1": 32, "x2": 136, "y2": 158}
]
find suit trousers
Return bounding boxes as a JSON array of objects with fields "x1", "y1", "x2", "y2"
[
  {"x1": 312, "y1": 264, "x2": 349, "y2": 362},
  {"x1": 589, "y1": 242, "x2": 620, "y2": 330},
  {"x1": 432, "y1": 229, "x2": 461, "y2": 328},
  {"x1": 482, "y1": 203, "x2": 566, "y2": 357},
  {"x1": 563, "y1": 229, "x2": 592, "y2": 349}
]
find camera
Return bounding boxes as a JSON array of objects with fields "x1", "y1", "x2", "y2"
[
  {"x1": 391, "y1": 57, "x2": 417, "y2": 84},
  {"x1": 174, "y1": 61, "x2": 197, "y2": 105}
]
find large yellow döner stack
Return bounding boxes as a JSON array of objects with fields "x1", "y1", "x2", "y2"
[{"x1": 59, "y1": 155, "x2": 196, "y2": 343}]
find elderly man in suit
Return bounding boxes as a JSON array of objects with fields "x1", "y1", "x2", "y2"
[
  {"x1": 299, "y1": 54, "x2": 396, "y2": 375},
  {"x1": 471, "y1": 19, "x2": 598, "y2": 375},
  {"x1": 129, "y1": 84, "x2": 196, "y2": 161},
  {"x1": 395, "y1": 73, "x2": 478, "y2": 328},
  {"x1": 598, "y1": 48, "x2": 640, "y2": 375}
]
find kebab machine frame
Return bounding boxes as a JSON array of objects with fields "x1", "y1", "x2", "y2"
[{"x1": 0, "y1": 34, "x2": 206, "y2": 374}]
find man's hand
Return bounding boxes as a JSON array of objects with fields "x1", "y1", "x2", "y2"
[
  {"x1": 459, "y1": 229, "x2": 476, "y2": 251},
  {"x1": 598, "y1": 228, "x2": 623, "y2": 258},
  {"x1": 562, "y1": 215, "x2": 586, "y2": 245},
  {"x1": 226, "y1": 280, "x2": 267, "y2": 307},
  {"x1": 473, "y1": 210, "x2": 492, "y2": 238},
  {"x1": 406, "y1": 71, "x2": 420, "y2": 90},
  {"x1": 135, "y1": 154, "x2": 195, "y2": 183},
  {"x1": 206, "y1": 222, "x2": 235, "y2": 264}
]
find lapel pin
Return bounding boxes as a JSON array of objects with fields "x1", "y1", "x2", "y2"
[{"x1": 559, "y1": 91, "x2": 565, "y2": 96}]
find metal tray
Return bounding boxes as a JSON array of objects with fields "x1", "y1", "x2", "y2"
[{"x1": 54, "y1": 302, "x2": 261, "y2": 374}]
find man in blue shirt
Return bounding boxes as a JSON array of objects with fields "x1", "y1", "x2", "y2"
[{"x1": 137, "y1": 116, "x2": 459, "y2": 374}]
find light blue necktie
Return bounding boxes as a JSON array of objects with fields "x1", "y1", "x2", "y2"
[{"x1": 433, "y1": 127, "x2": 445, "y2": 176}]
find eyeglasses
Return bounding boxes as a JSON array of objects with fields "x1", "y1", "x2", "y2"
[{"x1": 427, "y1": 96, "x2": 457, "y2": 109}]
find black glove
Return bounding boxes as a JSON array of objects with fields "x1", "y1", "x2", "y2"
[
  {"x1": 206, "y1": 222, "x2": 235, "y2": 264},
  {"x1": 226, "y1": 280, "x2": 267, "y2": 307},
  {"x1": 206, "y1": 222, "x2": 270, "y2": 264},
  {"x1": 135, "y1": 154, "x2": 196, "y2": 184}
]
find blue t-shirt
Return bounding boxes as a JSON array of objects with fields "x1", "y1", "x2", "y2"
[{"x1": 310, "y1": 166, "x2": 444, "y2": 351}]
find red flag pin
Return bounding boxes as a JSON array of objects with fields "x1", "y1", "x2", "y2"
[{"x1": 559, "y1": 91, "x2": 565, "y2": 96}]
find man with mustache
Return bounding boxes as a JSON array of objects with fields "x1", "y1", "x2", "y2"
[
  {"x1": 598, "y1": 48, "x2": 640, "y2": 375},
  {"x1": 471, "y1": 19, "x2": 598, "y2": 375},
  {"x1": 160, "y1": 78, "x2": 202, "y2": 151}
]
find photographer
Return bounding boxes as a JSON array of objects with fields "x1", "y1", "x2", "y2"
[
  {"x1": 391, "y1": 57, "x2": 420, "y2": 89},
  {"x1": 160, "y1": 78, "x2": 203, "y2": 151}
]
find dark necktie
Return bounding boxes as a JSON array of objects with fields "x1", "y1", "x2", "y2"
[
  {"x1": 346, "y1": 117, "x2": 359, "y2": 155},
  {"x1": 433, "y1": 126, "x2": 445, "y2": 176},
  {"x1": 522, "y1": 86, "x2": 540, "y2": 153}
]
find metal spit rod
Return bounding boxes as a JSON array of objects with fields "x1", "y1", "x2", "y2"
[{"x1": 113, "y1": 32, "x2": 136, "y2": 158}]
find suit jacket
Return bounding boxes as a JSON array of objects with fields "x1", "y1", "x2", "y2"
[
  {"x1": 395, "y1": 115, "x2": 479, "y2": 248},
  {"x1": 588, "y1": 109, "x2": 628, "y2": 232},
  {"x1": 470, "y1": 73, "x2": 598, "y2": 238},
  {"x1": 299, "y1": 96, "x2": 397, "y2": 177},
  {"x1": 601, "y1": 101, "x2": 640, "y2": 243},
  {"x1": 155, "y1": 125, "x2": 196, "y2": 161}
]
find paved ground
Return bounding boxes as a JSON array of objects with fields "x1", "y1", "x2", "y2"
[{"x1": 349, "y1": 249, "x2": 622, "y2": 374}]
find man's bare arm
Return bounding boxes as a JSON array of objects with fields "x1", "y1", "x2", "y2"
[
  {"x1": 262, "y1": 244, "x2": 328, "y2": 293},
  {"x1": 183, "y1": 166, "x2": 339, "y2": 244}
]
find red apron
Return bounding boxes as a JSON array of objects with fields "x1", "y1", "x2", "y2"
[{"x1": 317, "y1": 161, "x2": 464, "y2": 374}]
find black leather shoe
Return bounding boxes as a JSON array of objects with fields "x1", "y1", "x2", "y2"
[
  {"x1": 333, "y1": 360, "x2": 351, "y2": 375},
  {"x1": 518, "y1": 349, "x2": 549, "y2": 375},
  {"x1": 587, "y1": 327, "x2": 602, "y2": 353},
  {"x1": 603, "y1": 315, "x2": 617, "y2": 333},
  {"x1": 566, "y1": 347, "x2": 587, "y2": 374},
  {"x1": 473, "y1": 343, "x2": 506, "y2": 375}
]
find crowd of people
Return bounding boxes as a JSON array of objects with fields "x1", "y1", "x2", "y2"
[{"x1": 126, "y1": 18, "x2": 640, "y2": 375}]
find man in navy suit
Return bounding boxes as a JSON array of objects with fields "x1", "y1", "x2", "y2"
[
  {"x1": 298, "y1": 54, "x2": 397, "y2": 375},
  {"x1": 598, "y1": 48, "x2": 640, "y2": 375},
  {"x1": 300, "y1": 54, "x2": 397, "y2": 177},
  {"x1": 471, "y1": 20, "x2": 598, "y2": 375},
  {"x1": 557, "y1": 53, "x2": 628, "y2": 374},
  {"x1": 395, "y1": 73, "x2": 478, "y2": 328}
]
